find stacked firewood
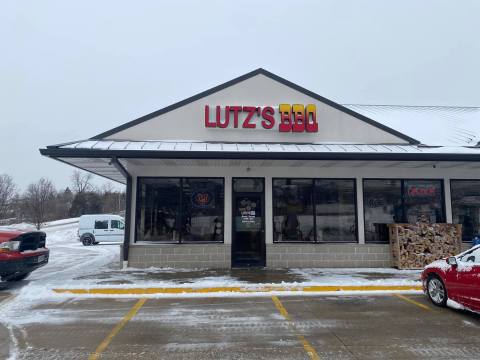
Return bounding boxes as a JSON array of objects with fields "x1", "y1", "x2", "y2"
[{"x1": 389, "y1": 222, "x2": 462, "y2": 269}]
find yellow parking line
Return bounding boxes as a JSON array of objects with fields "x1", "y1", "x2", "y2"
[
  {"x1": 54, "y1": 284, "x2": 422, "y2": 296},
  {"x1": 88, "y1": 298, "x2": 146, "y2": 360},
  {"x1": 394, "y1": 294, "x2": 433, "y2": 311},
  {"x1": 271, "y1": 296, "x2": 320, "y2": 360},
  {"x1": 272, "y1": 295, "x2": 291, "y2": 320}
]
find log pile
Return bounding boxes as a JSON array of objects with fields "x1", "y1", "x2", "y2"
[{"x1": 389, "y1": 222, "x2": 462, "y2": 269}]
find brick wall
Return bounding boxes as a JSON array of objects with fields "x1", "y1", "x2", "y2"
[
  {"x1": 266, "y1": 243, "x2": 391, "y2": 268},
  {"x1": 126, "y1": 244, "x2": 231, "y2": 269},
  {"x1": 123, "y1": 242, "x2": 471, "y2": 269}
]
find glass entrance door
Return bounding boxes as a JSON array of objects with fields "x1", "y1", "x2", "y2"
[{"x1": 232, "y1": 178, "x2": 265, "y2": 267}]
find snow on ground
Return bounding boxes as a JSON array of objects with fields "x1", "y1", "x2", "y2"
[
  {"x1": 0, "y1": 219, "x2": 121, "y2": 359},
  {"x1": 0, "y1": 218, "x2": 423, "y2": 293},
  {"x1": 0, "y1": 220, "x2": 120, "y2": 306},
  {"x1": 0, "y1": 218, "x2": 422, "y2": 322},
  {"x1": 0, "y1": 218, "x2": 425, "y2": 359}
]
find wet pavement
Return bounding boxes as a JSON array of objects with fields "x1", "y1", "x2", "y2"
[
  {"x1": 2, "y1": 293, "x2": 480, "y2": 359},
  {"x1": 74, "y1": 267, "x2": 420, "y2": 286},
  {"x1": 75, "y1": 268, "x2": 305, "y2": 285}
]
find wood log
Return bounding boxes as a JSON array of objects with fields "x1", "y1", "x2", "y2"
[{"x1": 389, "y1": 223, "x2": 462, "y2": 269}]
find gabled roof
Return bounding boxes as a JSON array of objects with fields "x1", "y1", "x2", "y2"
[{"x1": 91, "y1": 68, "x2": 420, "y2": 145}]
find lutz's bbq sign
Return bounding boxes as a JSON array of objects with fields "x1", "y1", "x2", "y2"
[{"x1": 204, "y1": 104, "x2": 318, "y2": 132}]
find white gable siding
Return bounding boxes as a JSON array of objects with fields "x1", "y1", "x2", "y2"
[{"x1": 105, "y1": 74, "x2": 408, "y2": 144}]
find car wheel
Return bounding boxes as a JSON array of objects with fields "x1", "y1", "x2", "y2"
[
  {"x1": 82, "y1": 236, "x2": 94, "y2": 246},
  {"x1": 427, "y1": 275, "x2": 448, "y2": 307},
  {"x1": 6, "y1": 272, "x2": 31, "y2": 282}
]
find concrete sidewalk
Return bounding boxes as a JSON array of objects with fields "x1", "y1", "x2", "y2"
[
  {"x1": 75, "y1": 267, "x2": 422, "y2": 285},
  {"x1": 55, "y1": 268, "x2": 422, "y2": 297}
]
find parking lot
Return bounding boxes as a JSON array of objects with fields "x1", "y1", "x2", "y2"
[
  {"x1": 1, "y1": 293, "x2": 480, "y2": 360},
  {"x1": 1, "y1": 222, "x2": 478, "y2": 360}
]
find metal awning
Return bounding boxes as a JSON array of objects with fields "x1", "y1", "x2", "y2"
[
  {"x1": 42, "y1": 139, "x2": 480, "y2": 156},
  {"x1": 40, "y1": 140, "x2": 480, "y2": 184}
]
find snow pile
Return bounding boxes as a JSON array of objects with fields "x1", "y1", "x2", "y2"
[
  {"x1": 424, "y1": 259, "x2": 450, "y2": 271},
  {"x1": 0, "y1": 217, "x2": 80, "y2": 232},
  {"x1": 447, "y1": 299, "x2": 466, "y2": 311}
]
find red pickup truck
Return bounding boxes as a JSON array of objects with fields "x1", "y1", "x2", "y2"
[{"x1": 0, "y1": 230, "x2": 49, "y2": 281}]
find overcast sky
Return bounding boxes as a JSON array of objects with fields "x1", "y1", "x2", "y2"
[{"x1": 1, "y1": 0, "x2": 479, "y2": 190}]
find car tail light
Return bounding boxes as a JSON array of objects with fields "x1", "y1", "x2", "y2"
[{"x1": 0, "y1": 240, "x2": 21, "y2": 252}]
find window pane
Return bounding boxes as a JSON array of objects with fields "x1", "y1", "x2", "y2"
[
  {"x1": 94, "y1": 220, "x2": 108, "y2": 229},
  {"x1": 111, "y1": 220, "x2": 120, "y2": 229},
  {"x1": 363, "y1": 180, "x2": 402, "y2": 243},
  {"x1": 404, "y1": 180, "x2": 444, "y2": 224},
  {"x1": 181, "y1": 178, "x2": 224, "y2": 242},
  {"x1": 451, "y1": 180, "x2": 480, "y2": 242},
  {"x1": 136, "y1": 178, "x2": 181, "y2": 242},
  {"x1": 315, "y1": 179, "x2": 356, "y2": 242},
  {"x1": 273, "y1": 179, "x2": 314, "y2": 242}
]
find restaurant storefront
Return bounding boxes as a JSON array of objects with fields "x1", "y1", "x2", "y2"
[{"x1": 40, "y1": 69, "x2": 480, "y2": 268}]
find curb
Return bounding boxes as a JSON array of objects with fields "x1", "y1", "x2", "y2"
[{"x1": 54, "y1": 285, "x2": 423, "y2": 296}]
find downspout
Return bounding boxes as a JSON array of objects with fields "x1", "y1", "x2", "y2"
[{"x1": 110, "y1": 157, "x2": 132, "y2": 269}]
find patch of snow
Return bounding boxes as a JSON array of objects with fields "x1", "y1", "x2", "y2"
[
  {"x1": 462, "y1": 320, "x2": 478, "y2": 327},
  {"x1": 0, "y1": 217, "x2": 79, "y2": 232},
  {"x1": 424, "y1": 259, "x2": 450, "y2": 271},
  {"x1": 0, "y1": 223, "x2": 36, "y2": 232},
  {"x1": 447, "y1": 299, "x2": 467, "y2": 311},
  {"x1": 43, "y1": 218, "x2": 79, "y2": 227}
]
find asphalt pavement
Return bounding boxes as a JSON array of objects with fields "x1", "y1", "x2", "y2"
[{"x1": 1, "y1": 293, "x2": 479, "y2": 360}]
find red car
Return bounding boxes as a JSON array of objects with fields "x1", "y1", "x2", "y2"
[
  {"x1": 421, "y1": 245, "x2": 480, "y2": 313},
  {"x1": 0, "y1": 230, "x2": 49, "y2": 281}
]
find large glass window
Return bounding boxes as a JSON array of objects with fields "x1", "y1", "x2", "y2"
[
  {"x1": 363, "y1": 179, "x2": 445, "y2": 243},
  {"x1": 181, "y1": 178, "x2": 224, "y2": 242},
  {"x1": 364, "y1": 180, "x2": 403, "y2": 243},
  {"x1": 315, "y1": 179, "x2": 356, "y2": 242},
  {"x1": 136, "y1": 178, "x2": 224, "y2": 243},
  {"x1": 273, "y1": 179, "x2": 314, "y2": 242},
  {"x1": 451, "y1": 180, "x2": 480, "y2": 242},
  {"x1": 403, "y1": 180, "x2": 444, "y2": 224},
  {"x1": 273, "y1": 178, "x2": 357, "y2": 243}
]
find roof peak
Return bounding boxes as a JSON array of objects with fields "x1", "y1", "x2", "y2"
[{"x1": 90, "y1": 68, "x2": 419, "y2": 144}]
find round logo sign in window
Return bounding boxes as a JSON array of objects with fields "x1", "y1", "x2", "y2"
[{"x1": 192, "y1": 191, "x2": 213, "y2": 208}]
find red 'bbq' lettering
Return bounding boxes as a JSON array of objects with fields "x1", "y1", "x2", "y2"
[
  {"x1": 292, "y1": 104, "x2": 305, "y2": 132},
  {"x1": 278, "y1": 104, "x2": 292, "y2": 132},
  {"x1": 305, "y1": 104, "x2": 318, "y2": 132}
]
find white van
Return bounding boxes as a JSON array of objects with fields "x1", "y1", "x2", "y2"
[{"x1": 78, "y1": 214, "x2": 125, "y2": 246}]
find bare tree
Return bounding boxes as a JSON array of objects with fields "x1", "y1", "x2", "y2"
[
  {"x1": 23, "y1": 178, "x2": 56, "y2": 230},
  {"x1": 71, "y1": 170, "x2": 93, "y2": 194},
  {"x1": 100, "y1": 182, "x2": 114, "y2": 194},
  {"x1": 0, "y1": 174, "x2": 17, "y2": 220}
]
